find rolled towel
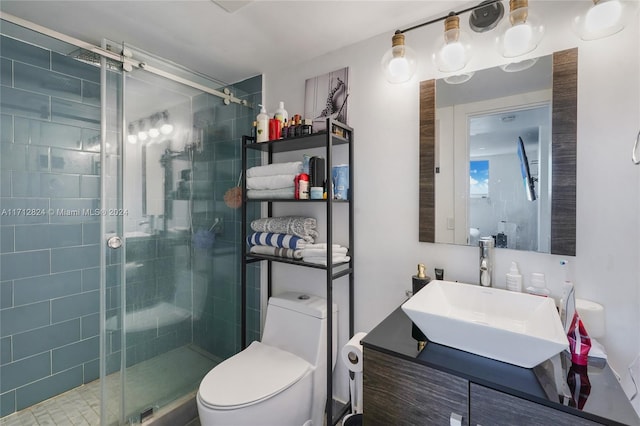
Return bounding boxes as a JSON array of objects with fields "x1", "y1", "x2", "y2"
[
  {"x1": 247, "y1": 161, "x2": 302, "y2": 178},
  {"x1": 300, "y1": 247, "x2": 348, "y2": 258},
  {"x1": 246, "y1": 174, "x2": 296, "y2": 190},
  {"x1": 303, "y1": 255, "x2": 351, "y2": 266},
  {"x1": 247, "y1": 232, "x2": 307, "y2": 250},
  {"x1": 251, "y1": 216, "x2": 318, "y2": 242},
  {"x1": 250, "y1": 245, "x2": 302, "y2": 259},
  {"x1": 247, "y1": 188, "x2": 295, "y2": 199}
]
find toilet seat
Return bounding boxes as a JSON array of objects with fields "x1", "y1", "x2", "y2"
[{"x1": 198, "y1": 341, "x2": 311, "y2": 410}]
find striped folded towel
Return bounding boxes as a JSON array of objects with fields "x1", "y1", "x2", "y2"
[
  {"x1": 247, "y1": 232, "x2": 307, "y2": 250},
  {"x1": 251, "y1": 216, "x2": 318, "y2": 242},
  {"x1": 249, "y1": 245, "x2": 302, "y2": 259}
]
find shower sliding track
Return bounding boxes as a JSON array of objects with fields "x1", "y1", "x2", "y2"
[{"x1": 0, "y1": 11, "x2": 249, "y2": 106}]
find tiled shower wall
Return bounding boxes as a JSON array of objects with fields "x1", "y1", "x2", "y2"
[
  {"x1": 0, "y1": 35, "x2": 103, "y2": 417},
  {"x1": 0, "y1": 32, "x2": 262, "y2": 418},
  {"x1": 191, "y1": 75, "x2": 262, "y2": 359}
]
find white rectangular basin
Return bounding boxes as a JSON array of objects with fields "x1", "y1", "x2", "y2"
[{"x1": 401, "y1": 280, "x2": 568, "y2": 368}]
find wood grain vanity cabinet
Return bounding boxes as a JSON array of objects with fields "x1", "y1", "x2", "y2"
[
  {"x1": 364, "y1": 349, "x2": 469, "y2": 426},
  {"x1": 470, "y1": 383, "x2": 601, "y2": 426},
  {"x1": 364, "y1": 348, "x2": 602, "y2": 425}
]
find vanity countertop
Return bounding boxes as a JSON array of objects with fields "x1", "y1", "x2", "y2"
[{"x1": 361, "y1": 306, "x2": 640, "y2": 426}]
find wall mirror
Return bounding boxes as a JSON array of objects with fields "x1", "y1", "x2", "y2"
[{"x1": 419, "y1": 48, "x2": 577, "y2": 256}]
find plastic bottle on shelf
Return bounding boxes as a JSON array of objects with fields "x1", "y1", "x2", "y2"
[
  {"x1": 256, "y1": 104, "x2": 269, "y2": 143},
  {"x1": 505, "y1": 261, "x2": 523, "y2": 292},
  {"x1": 274, "y1": 101, "x2": 288, "y2": 124}
]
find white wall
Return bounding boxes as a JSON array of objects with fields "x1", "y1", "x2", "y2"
[{"x1": 264, "y1": 1, "x2": 640, "y2": 401}]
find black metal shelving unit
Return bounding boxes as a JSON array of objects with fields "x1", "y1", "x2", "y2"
[{"x1": 240, "y1": 118, "x2": 354, "y2": 426}]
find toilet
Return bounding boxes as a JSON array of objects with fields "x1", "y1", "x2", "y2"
[{"x1": 197, "y1": 292, "x2": 338, "y2": 426}]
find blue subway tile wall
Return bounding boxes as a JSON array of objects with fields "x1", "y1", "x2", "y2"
[{"x1": 0, "y1": 34, "x2": 106, "y2": 417}]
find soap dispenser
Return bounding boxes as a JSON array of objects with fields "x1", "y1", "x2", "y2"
[
  {"x1": 412, "y1": 263, "x2": 431, "y2": 295},
  {"x1": 505, "y1": 261, "x2": 523, "y2": 292},
  {"x1": 274, "y1": 101, "x2": 288, "y2": 124},
  {"x1": 256, "y1": 104, "x2": 269, "y2": 143}
]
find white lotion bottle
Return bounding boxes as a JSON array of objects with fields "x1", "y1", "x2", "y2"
[
  {"x1": 526, "y1": 272, "x2": 550, "y2": 297},
  {"x1": 274, "y1": 101, "x2": 288, "y2": 123},
  {"x1": 505, "y1": 261, "x2": 523, "y2": 292},
  {"x1": 256, "y1": 104, "x2": 269, "y2": 143}
]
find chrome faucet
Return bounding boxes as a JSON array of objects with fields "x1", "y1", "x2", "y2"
[{"x1": 479, "y1": 237, "x2": 494, "y2": 287}]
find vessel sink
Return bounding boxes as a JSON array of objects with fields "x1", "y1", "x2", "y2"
[{"x1": 401, "y1": 280, "x2": 568, "y2": 368}]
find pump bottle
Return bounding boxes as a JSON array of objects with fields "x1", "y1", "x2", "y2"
[{"x1": 256, "y1": 105, "x2": 269, "y2": 143}]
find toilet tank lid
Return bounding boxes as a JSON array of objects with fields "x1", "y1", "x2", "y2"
[{"x1": 269, "y1": 292, "x2": 338, "y2": 319}]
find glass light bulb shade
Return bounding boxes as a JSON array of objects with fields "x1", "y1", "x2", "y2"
[
  {"x1": 148, "y1": 127, "x2": 160, "y2": 138},
  {"x1": 433, "y1": 28, "x2": 472, "y2": 73},
  {"x1": 381, "y1": 44, "x2": 417, "y2": 84},
  {"x1": 498, "y1": 7, "x2": 544, "y2": 58},
  {"x1": 137, "y1": 130, "x2": 148, "y2": 141},
  {"x1": 573, "y1": 0, "x2": 626, "y2": 40},
  {"x1": 127, "y1": 134, "x2": 137, "y2": 144},
  {"x1": 160, "y1": 123, "x2": 174, "y2": 135}
]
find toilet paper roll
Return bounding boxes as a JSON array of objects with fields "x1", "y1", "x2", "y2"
[
  {"x1": 341, "y1": 332, "x2": 367, "y2": 373},
  {"x1": 576, "y1": 299, "x2": 605, "y2": 339}
]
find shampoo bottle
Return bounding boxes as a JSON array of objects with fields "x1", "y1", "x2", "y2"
[
  {"x1": 505, "y1": 261, "x2": 523, "y2": 292},
  {"x1": 256, "y1": 104, "x2": 269, "y2": 143},
  {"x1": 412, "y1": 263, "x2": 431, "y2": 295}
]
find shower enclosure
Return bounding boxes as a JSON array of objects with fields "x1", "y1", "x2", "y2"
[{"x1": 0, "y1": 15, "x2": 261, "y2": 424}]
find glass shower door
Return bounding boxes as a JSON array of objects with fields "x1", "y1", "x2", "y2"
[{"x1": 103, "y1": 44, "x2": 254, "y2": 424}]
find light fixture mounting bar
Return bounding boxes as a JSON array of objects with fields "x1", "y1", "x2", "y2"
[{"x1": 398, "y1": 0, "x2": 502, "y2": 34}]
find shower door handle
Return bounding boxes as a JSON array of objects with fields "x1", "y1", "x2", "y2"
[
  {"x1": 107, "y1": 236, "x2": 123, "y2": 249},
  {"x1": 633, "y1": 130, "x2": 640, "y2": 165}
]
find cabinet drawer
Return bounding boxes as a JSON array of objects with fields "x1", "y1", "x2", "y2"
[
  {"x1": 364, "y1": 348, "x2": 469, "y2": 426},
  {"x1": 470, "y1": 383, "x2": 602, "y2": 426}
]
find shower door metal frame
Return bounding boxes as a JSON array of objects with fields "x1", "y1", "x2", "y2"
[{"x1": 0, "y1": 12, "x2": 249, "y2": 106}]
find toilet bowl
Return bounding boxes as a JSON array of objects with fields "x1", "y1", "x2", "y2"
[{"x1": 197, "y1": 292, "x2": 337, "y2": 426}]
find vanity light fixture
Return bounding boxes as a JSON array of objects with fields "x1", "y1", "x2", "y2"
[
  {"x1": 497, "y1": 0, "x2": 544, "y2": 58},
  {"x1": 380, "y1": 31, "x2": 418, "y2": 83},
  {"x1": 381, "y1": 0, "x2": 504, "y2": 84},
  {"x1": 573, "y1": 0, "x2": 626, "y2": 40},
  {"x1": 433, "y1": 13, "x2": 472, "y2": 73}
]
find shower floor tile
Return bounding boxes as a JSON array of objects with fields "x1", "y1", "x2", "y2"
[{"x1": 1, "y1": 345, "x2": 217, "y2": 426}]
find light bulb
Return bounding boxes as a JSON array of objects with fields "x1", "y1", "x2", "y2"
[
  {"x1": 127, "y1": 123, "x2": 137, "y2": 144},
  {"x1": 497, "y1": 0, "x2": 544, "y2": 58},
  {"x1": 381, "y1": 32, "x2": 417, "y2": 84},
  {"x1": 586, "y1": 0, "x2": 621, "y2": 32},
  {"x1": 573, "y1": 0, "x2": 627, "y2": 40},
  {"x1": 148, "y1": 127, "x2": 160, "y2": 138},
  {"x1": 434, "y1": 14, "x2": 472, "y2": 73},
  {"x1": 160, "y1": 123, "x2": 174, "y2": 135},
  {"x1": 137, "y1": 130, "x2": 148, "y2": 141}
]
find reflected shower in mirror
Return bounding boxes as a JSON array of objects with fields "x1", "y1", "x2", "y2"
[{"x1": 419, "y1": 49, "x2": 577, "y2": 256}]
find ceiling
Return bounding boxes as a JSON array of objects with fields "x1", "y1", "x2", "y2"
[{"x1": 0, "y1": 0, "x2": 462, "y2": 85}]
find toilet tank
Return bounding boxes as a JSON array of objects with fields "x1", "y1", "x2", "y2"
[{"x1": 261, "y1": 292, "x2": 338, "y2": 367}]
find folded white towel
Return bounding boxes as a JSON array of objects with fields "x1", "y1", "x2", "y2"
[
  {"x1": 303, "y1": 255, "x2": 351, "y2": 266},
  {"x1": 303, "y1": 243, "x2": 343, "y2": 249},
  {"x1": 250, "y1": 245, "x2": 302, "y2": 259},
  {"x1": 247, "y1": 161, "x2": 302, "y2": 178},
  {"x1": 301, "y1": 247, "x2": 348, "y2": 258},
  {"x1": 247, "y1": 188, "x2": 295, "y2": 199},
  {"x1": 246, "y1": 174, "x2": 296, "y2": 190}
]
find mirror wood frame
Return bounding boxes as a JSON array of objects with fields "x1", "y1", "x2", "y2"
[{"x1": 419, "y1": 48, "x2": 577, "y2": 256}]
